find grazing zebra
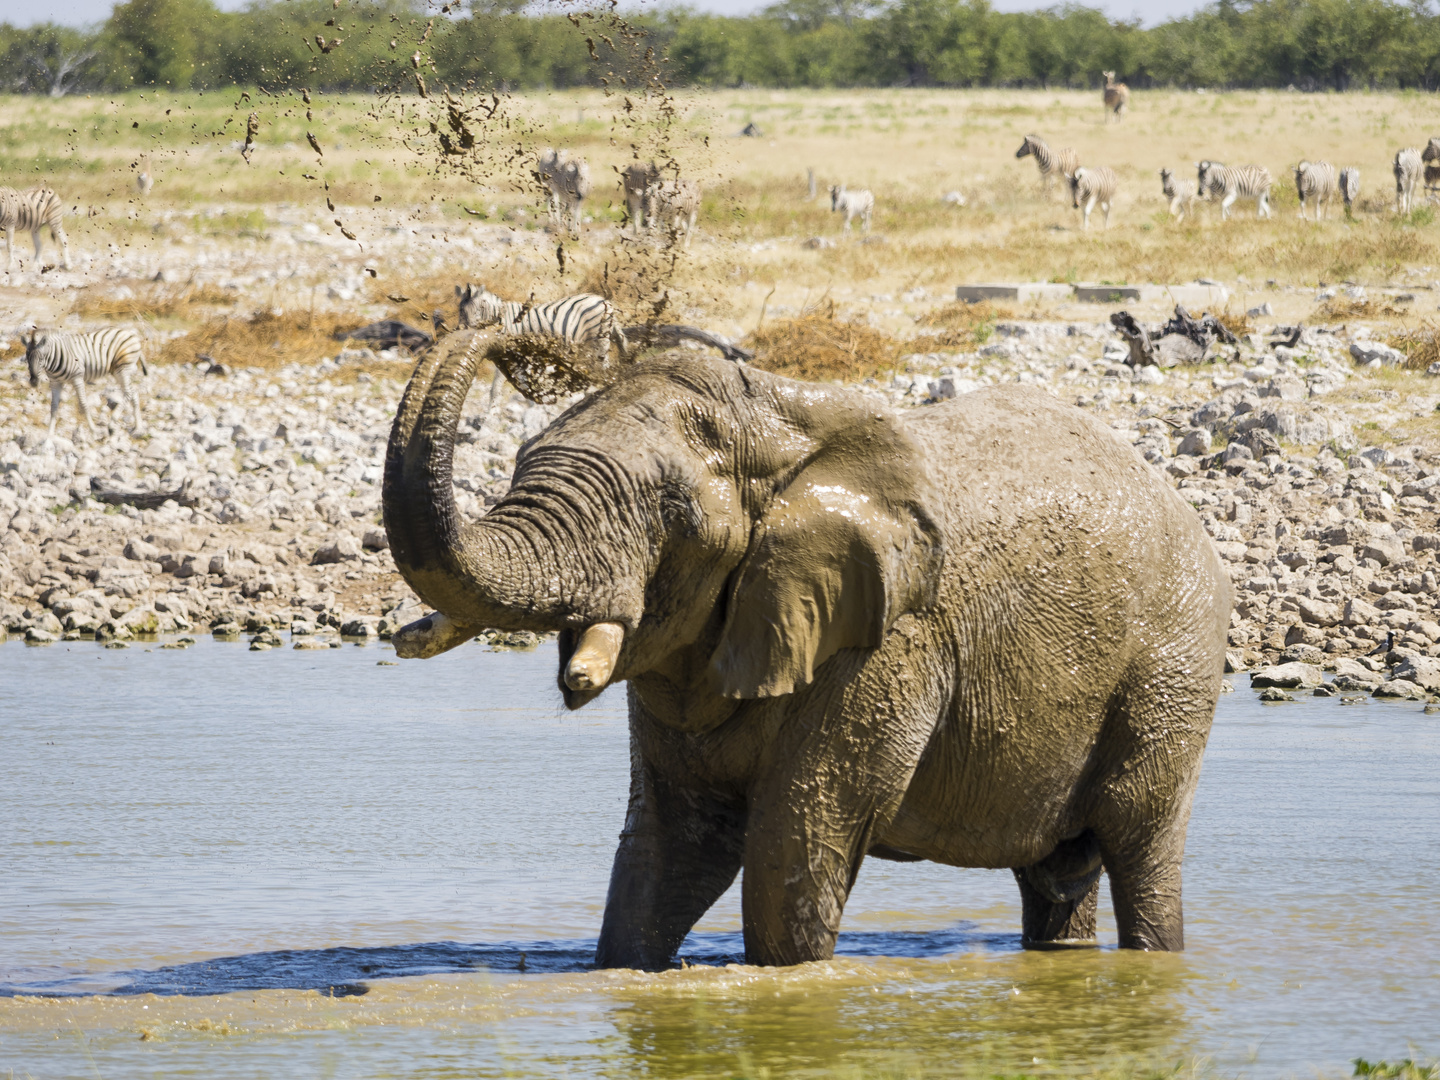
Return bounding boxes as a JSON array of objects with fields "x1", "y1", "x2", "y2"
[
  {"x1": 24, "y1": 327, "x2": 146, "y2": 436},
  {"x1": 1394, "y1": 147, "x2": 1422, "y2": 214},
  {"x1": 0, "y1": 186, "x2": 71, "y2": 271},
  {"x1": 1159, "y1": 168, "x2": 1194, "y2": 219},
  {"x1": 646, "y1": 178, "x2": 701, "y2": 250},
  {"x1": 1422, "y1": 139, "x2": 1440, "y2": 202},
  {"x1": 1102, "y1": 71, "x2": 1130, "y2": 122},
  {"x1": 1294, "y1": 160, "x2": 1339, "y2": 221},
  {"x1": 622, "y1": 161, "x2": 658, "y2": 232},
  {"x1": 1015, "y1": 135, "x2": 1079, "y2": 194},
  {"x1": 1339, "y1": 167, "x2": 1361, "y2": 212},
  {"x1": 536, "y1": 148, "x2": 591, "y2": 233},
  {"x1": 829, "y1": 185, "x2": 874, "y2": 233},
  {"x1": 1069, "y1": 166, "x2": 1118, "y2": 230},
  {"x1": 136, "y1": 155, "x2": 153, "y2": 196},
  {"x1": 1196, "y1": 161, "x2": 1272, "y2": 220}
]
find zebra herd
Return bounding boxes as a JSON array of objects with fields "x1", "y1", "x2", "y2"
[
  {"x1": 1017, "y1": 131, "x2": 1440, "y2": 228},
  {"x1": 540, "y1": 149, "x2": 702, "y2": 249}
]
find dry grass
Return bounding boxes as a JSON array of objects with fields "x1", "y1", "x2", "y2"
[
  {"x1": 913, "y1": 300, "x2": 1014, "y2": 348},
  {"x1": 1317, "y1": 296, "x2": 1410, "y2": 321},
  {"x1": 1388, "y1": 321, "x2": 1440, "y2": 369},
  {"x1": 155, "y1": 310, "x2": 364, "y2": 370},
  {"x1": 72, "y1": 283, "x2": 240, "y2": 321},
  {"x1": 746, "y1": 306, "x2": 901, "y2": 382}
]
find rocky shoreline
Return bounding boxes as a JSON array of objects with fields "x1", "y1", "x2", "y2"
[{"x1": 5, "y1": 317, "x2": 1440, "y2": 703}]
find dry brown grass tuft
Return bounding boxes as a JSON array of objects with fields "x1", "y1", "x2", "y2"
[
  {"x1": 1388, "y1": 322, "x2": 1440, "y2": 370},
  {"x1": 72, "y1": 283, "x2": 239, "y2": 321},
  {"x1": 1213, "y1": 307, "x2": 1255, "y2": 337},
  {"x1": 1317, "y1": 296, "x2": 1407, "y2": 321},
  {"x1": 914, "y1": 300, "x2": 1015, "y2": 348},
  {"x1": 746, "y1": 306, "x2": 901, "y2": 382},
  {"x1": 156, "y1": 310, "x2": 364, "y2": 370}
]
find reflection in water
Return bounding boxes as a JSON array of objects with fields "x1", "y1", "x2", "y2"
[{"x1": 1, "y1": 638, "x2": 1437, "y2": 1078}]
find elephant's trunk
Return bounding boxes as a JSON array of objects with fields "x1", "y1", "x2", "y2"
[{"x1": 383, "y1": 339, "x2": 554, "y2": 644}]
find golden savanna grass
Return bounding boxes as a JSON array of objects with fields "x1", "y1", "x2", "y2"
[{"x1": 10, "y1": 86, "x2": 1440, "y2": 365}]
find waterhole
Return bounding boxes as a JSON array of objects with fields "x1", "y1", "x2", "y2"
[{"x1": 1, "y1": 637, "x2": 1436, "y2": 1077}]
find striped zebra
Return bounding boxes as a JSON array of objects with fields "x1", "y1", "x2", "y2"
[
  {"x1": 536, "y1": 148, "x2": 591, "y2": 233},
  {"x1": 1294, "y1": 160, "x2": 1339, "y2": 221},
  {"x1": 646, "y1": 177, "x2": 701, "y2": 249},
  {"x1": 456, "y1": 284, "x2": 627, "y2": 361},
  {"x1": 1394, "y1": 147, "x2": 1422, "y2": 214},
  {"x1": 1159, "y1": 168, "x2": 1193, "y2": 219},
  {"x1": 24, "y1": 327, "x2": 146, "y2": 436},
  {"x1": 1421, "y1": 139, "x2": 1440, "y2": 203},
  {"x1": 1339, "y1": 167, "x2": 1361, "y2": 212},
  {"x1": 1196, "y1": 161, "x2": 1272, "y2": 220},
  {"x1": 1102, "y1": 71, "x2": 1130, "y2": 122},
  {"x1": 1069, "y1": 166, "x2": 1118, "y2": 229},
  {"x1": 0, "y1": 186, "x2": 71, "y2": 271},
  {"x1": 829, "y1": 185, "x2": 874, "y2": 233},
  {"x1": 1015, "y1": 135, "x2": 1078, "y2": 194}
]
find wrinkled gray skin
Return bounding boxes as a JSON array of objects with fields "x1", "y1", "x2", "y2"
[{"x1": 383, "y1": 350, "x2": 1230, "y2": 970}]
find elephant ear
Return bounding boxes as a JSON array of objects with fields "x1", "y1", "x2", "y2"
[{"x1": 708, "y1": 411, "x2": 943, "y2": 699}]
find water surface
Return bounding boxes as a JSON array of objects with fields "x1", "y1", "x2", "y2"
[{"x1": 1, "y1": 637, "x2": 1436, "y2": 1077}]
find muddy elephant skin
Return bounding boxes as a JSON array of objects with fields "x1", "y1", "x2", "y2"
[{"x1": 382, "y1": 351, "x2": 1231, "y2": 970}]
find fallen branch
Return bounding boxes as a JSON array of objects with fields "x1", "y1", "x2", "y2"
[
  {"x1": 1108, "y1": 310, "x2": 1157, "y2": 367},
  {"x1": 335, "y1": 319, "x2": 433, "y2": 353}
]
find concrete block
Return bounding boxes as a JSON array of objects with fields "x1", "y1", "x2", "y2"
[
  {"x1": 1075, "y1": 284, "x2": 1142, "y2": 303},
  {"x1": 955, "y1": 284, "x2": 1020, "y2": 302},
  {"x1": 1016, "y1": 283, "x2": 1075, "y2": 303}
]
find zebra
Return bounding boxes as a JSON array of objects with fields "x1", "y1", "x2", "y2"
[
  {"x1": 1102, "y1": 71, "x2": 1130, "y2": 122},
  {"x1": 456, "y1": 284, "x2": 629, "y2": 407},
  {"x1": 23, "y1": 327, "x2": 146, "y2": 436},
  {"x1": 1159, "y1": 168, "x2": 1194, "y2": 220},
  {"x1": 1196, "y1": 161, "x2": 1272, "y2": 220},
  {"x1": 1294, "y1": 160, "x2": 1339, "y2": 221},
  {"x1": 1069, "y1": 166, "x2": 1118, "y2": 230},
  {"x1": 1421, "y1": 139, "x2": 1440, "y2": 203},
  {"x1": 0, "y1": 186, "x2": 71, "y2": 271},
  {"x1": 1339, "y1": 167, "x2": 1361, "y2": 212},
  {"x1": 536, "y1": 148, "x2": 591, "y2": 233},
  {"x1": 1015, "y1": 135, "x2": 1078, "y2": 194},
  {"x1": 646, "y1": 178, "x2": 701, "y2": 250},
  {"x1": 622, "y1": 161, "x2": 658, "y2": 232},
  {"x1": 136, "y1": 155, "x2": 153, "y2": 197},
  {"x1": 1394, "y1": 147, "x2": 1422, "y2": 214},
  {"x1": 829, "y1": 185, "x2": 874, "y2": 233}
]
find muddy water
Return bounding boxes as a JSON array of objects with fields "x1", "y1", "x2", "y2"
[{"x1": 1, "y1": 638, "x2": 1436, "y2": 1078}]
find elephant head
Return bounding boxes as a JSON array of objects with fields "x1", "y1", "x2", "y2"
[{"x1": 382, "y1": 347, "x2": 944, "y2": 709}]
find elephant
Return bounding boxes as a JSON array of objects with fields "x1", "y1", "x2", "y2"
[{"x1": 382, "y1": 346, "x2": 1231, "y2": 970}]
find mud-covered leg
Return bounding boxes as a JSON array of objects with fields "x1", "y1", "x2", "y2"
[
  {"x1": 596, "y1": 746, "x2": 745, "y2": 971},
  {"x1": 52, "y1": 223, "x2": 70, "y2": 270},
  {"x1": 1101, "y1": 834, "x2": 1186, "y2": 951},
  {"x1": 742, "y1": 645, "x2": 940, "y2": 966},
  {"x1": 30, "y1": 227, "x2": 43, "y2": 263},
  {"x1": 1014, "y1": 830, "x2": 1104, "y2": 949},
  {"x1": 5, "y1": 226, "x2": 14, "y2": 271}
]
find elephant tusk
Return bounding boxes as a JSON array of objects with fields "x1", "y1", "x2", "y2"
[
  {"x1": 565, "y1": 622, "x2": 625, "y2": 692},
  {"x1": 393, "y1": 611, "x2": 481, "y2": 659}
]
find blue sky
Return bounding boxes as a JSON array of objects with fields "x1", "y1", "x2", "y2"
[{"x1": 0, "y1": 0, "x2": 1205, "y2": 28}]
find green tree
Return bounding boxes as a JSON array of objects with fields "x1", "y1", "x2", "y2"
[{"x1": 104, "y1": 0, "x2": 218, "y2": 88}]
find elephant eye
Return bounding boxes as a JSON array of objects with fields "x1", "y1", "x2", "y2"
[{"x1": 659, "y1": 484, "x2": 698, "y2": 535}]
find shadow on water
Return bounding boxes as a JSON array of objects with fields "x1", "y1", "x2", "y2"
[{"x1": 0, "y1": 924, "x2": 1018, "y2": 999}]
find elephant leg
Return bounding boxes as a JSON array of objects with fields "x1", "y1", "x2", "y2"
[
  {"x1": 1014, "y1": 830, "x2": 1103, "y2": 949},
  {"x1": 741, "y1": 649, "x2": 938, "y2": 966},
  {"x1": 595, "y1": 758, "x2": 745, "y2": 971},
  {"x1": 1100, "y1": 833, "x2": 1186, "y2": 952}
]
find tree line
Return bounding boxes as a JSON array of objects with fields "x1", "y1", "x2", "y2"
[{"x1": 5, "y1": 0, "x2": 1440, "y2": 96}]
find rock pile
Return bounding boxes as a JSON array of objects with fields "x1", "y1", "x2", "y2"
[{"x1": 6, "y1": 315, "x2": 1440, "y2": 702}]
